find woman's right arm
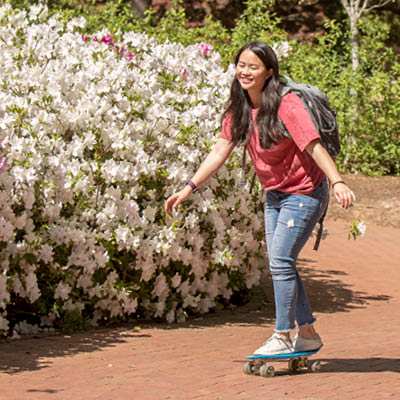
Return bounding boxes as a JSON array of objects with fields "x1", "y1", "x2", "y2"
[{"x1": 165, "y1": 138, "x2": 236, "y2": 214}]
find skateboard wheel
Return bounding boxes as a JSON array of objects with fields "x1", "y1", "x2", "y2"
[
  {"x1": 309, "y1": 360, "x2": 321, "y2": 372},
  {"x1": 243, "y1": 361, "x2": 255, "y2": 375},
  {"x1": 259, "y1": 364, "x2": 275, "y2": 378},
  {"x1": 289, "y1": 359, "x2": 300, "y2": 373}
]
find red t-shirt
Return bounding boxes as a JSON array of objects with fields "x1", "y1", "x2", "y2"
[{"x1": 220, "y1": 92, "x2": 325, "y2": 195}]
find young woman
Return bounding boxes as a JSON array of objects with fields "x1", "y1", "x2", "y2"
[{"x1": 165, "y1": 41, "x2": 355, "y2": 355}]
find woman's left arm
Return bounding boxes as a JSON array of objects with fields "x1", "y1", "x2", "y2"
[{"x1": 305, "y1": 139, "x2": 356, "y2": 209}]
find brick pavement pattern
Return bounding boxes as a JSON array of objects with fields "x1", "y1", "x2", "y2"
[{"x1": 1, "y1": 219, "x2": 399, "y2": 400}]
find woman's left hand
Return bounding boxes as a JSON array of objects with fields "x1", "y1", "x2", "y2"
[
  {"x1": 333, "y1": 182, "x2": 356, "y2": 209},
  {"x1": 305, "y1": 141, "x2": 356, "y2": 210}
]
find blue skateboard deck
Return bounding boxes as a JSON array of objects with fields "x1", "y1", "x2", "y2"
[
  {"x1": 244, "y1": 349, "x2": 321, "y2": 377},
  {"x1": 246, "y1": 349, "x2": 319, "y2": 361}
]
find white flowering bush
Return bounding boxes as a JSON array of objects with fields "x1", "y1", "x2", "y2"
[{"x1": 0, "y1": 5, "x2": 269, "y2": 334}]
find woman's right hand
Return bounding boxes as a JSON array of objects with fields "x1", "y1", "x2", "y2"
[
  {"x1": 165, "y1": 186, "x2": 193, "y2": 215},
  {"x1": 164, "y1": 138, "x2": 235, "y2": 216}
]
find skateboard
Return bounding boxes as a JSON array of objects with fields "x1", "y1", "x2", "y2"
[{"x1": 243, "y1": 349, "x2": 321, "y2": 377}]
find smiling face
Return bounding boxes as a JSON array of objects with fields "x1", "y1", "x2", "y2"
[{"x1": 236, "y1": 48, "x2": 273, "y2": 101}]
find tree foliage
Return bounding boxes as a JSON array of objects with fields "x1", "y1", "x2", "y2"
[{"x1": 4, "y1": 0, "x2": 400, "y2": 175}]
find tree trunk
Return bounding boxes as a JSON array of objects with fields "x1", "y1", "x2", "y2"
[
  {"x1": 129, "y1": 0, "x2": 152, "y2": 18},
  {"x1": 350, "y1": 17, "x2": 360, "y2": 71}
]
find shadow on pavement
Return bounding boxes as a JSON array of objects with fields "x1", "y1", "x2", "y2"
[
  {"x1": 322, "y1": 357, "x2": 400, "y2": 373},
  {"x1": 297, "y1": 259, "x2": 391, "y2": 314},
  {"x1": 0, "y1": 260, "x2": 391, "y2": 375},
  {"x1": 177, "y1": 259, "x2": 392, "y2": 329},
  {"x1": 0, "y1": 328, "x2": 139, "y2": 375}
]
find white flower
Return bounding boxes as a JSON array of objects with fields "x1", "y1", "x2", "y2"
[
  {"x1": 0, "y1": 217, "x2": 13, "y2": 242},
  {"x1": 39, "y1": 244, "x2": 54, "y2": 264},
  {"x1": 25, "y1": 272, "x2": 41, "y2": 303},
  {"x1": 152, "y1": 274, "x2": 169, "y2": 299},
  {"x1": 171, "y1": 273, "x2": 181, "y2": 289},
  {"x1": 14, "y1": 320, "x2": 40, "y2": 335},
  {"x1": 166, "y1": 308, "x2": 175, "y2": 323},
  {"x1": 54, "y1": 282, "x2": 71, "y2": 300},
  {"x1": 66, "y1": 16, "x2": 86, "y2": 31},
  {"x1": 0, "y1": 273, "x2": 10, "y2": 308},
  {"x1": 357, "y1": 222, "x2": 366, "y2": 237},
  {"x1": 29, "y1": 4, "x2": 47, "y2": 21},
  {"x1": 40, "y1": 312, "x2": 57, "y2": 327},
  {"x1": 123, "y1": 297, "x2": 138, "y2": 314},
  {"x1": 77, "y1": 274, "x2": 92, "y2": 290},
  {"x1": 12, "y1": 276, "x2": 26, "y2": 297},
  {"x1": 62, "y1": 299, "x2": 84, "y2": 312},
  {"x1": 0, "y1": 316, "x2": 9, "y2": 332},
  {"x1": 272, "y1": 41, "x2": 292, "y2": 61},
  {"x1": 143, "y1": 207, "x2": 157, "y2": 223},
  {"x1": 23, "y1": 187, "x2": 35, "y2": 210}
]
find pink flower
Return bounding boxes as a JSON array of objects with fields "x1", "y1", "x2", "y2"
[
  {"x1": 180, "y1": 67, "x2": 188, "y2": 81},
  {"x1": 0, "y1": 140, "x2": 7, "y2": 172},
  {"x1": 101, "y1": 34, "x2": 115, "y2": 46},
  {"x1": 0, "y1": 157, "x2": 7, "y2": 173},
  {"x1": 196, "y1": 42, "x2": 214, "y2": 58},
  {"x1": 119, "y1": 46, "x2": 126, "y2": 57},
  {"x1": 88, "y1": 34, "x2": 135, "y2": 61}
]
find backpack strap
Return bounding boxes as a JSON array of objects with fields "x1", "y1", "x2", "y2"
[
  {"x1": 241, "y1": 145, "x2": 259, "y2": 195},
  {"x1": 313, "y1": 205, "x2": 328, "y2": 251},
  {"x1": 313, "y1": 180, "x2": 331, "y2": 251}
]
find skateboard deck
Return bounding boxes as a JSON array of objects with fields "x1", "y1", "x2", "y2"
[{"x1": 244, "y1": 349, "x2": 321, "y2": 377}]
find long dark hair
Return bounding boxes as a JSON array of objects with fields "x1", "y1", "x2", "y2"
[{"x1": 224, "y1": 41, "x2": 284, "y2": 148}]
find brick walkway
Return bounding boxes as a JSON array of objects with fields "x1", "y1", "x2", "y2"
[{"x1": 1, "y1": 219, "x2": 399, "y2": 400}]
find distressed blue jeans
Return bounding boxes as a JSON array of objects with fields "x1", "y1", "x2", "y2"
[{"x1": 264, "y1": 179, "x2": 329, "y2": 332}]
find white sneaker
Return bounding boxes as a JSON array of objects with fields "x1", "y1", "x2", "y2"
[
  {"x1": 253, "y1": 333, "x2": 294, "y2": 355},
  {"x1": 293, "y1": 333, "x2": 323, "y2": 352}
]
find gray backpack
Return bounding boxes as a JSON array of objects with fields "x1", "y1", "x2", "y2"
[{"x1": 279, "y1": 74, "x2": 340, "y2": 159}]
